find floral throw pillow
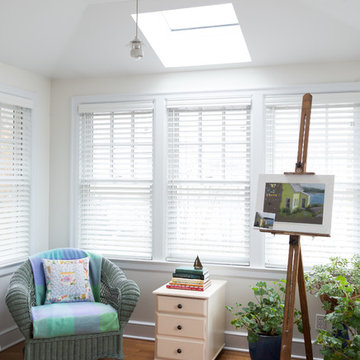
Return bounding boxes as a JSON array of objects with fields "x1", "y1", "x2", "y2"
[{"x1": 42, "y1": 257, "x2": 94, "y2": 304}]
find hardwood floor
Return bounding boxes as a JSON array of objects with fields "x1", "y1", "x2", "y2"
[{"x1": 0, "y1": 338, "x2": 251, "y2": 360}]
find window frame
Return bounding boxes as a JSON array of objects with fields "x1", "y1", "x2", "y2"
[
  {"x1": 70, "y1": 83, "x2": 360, "y2": 276},
  {"x1": 77, "y1": 103, "x2": 154, "y2": 259},
  {"x1": 0, "y1": 83, "x2": 37, "y2": 276},
  {"x1": 166, "y1": 97, "x2": 252, "y2": 265}
]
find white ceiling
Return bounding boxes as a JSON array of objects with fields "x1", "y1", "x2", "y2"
[{"x1": 0, "y1": 0, "x2": 360, "y2": 79}]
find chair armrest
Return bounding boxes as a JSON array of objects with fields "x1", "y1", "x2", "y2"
[
  {"x1": 101, "y1": 258, "x2": 140, "y2": 326},
  {"x1": 6, "y1": 261, "x2": 34, "y2": 339}
]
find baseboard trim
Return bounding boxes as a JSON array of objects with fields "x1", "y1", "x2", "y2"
[
  {"x1": 224, "y1": 330, "x2": 323, "y2": 360},
  {"x1": 0, "y1": 325, "x2": 24, "y2": 352},
  {"x1": 223, "y1": 346, "x2": 249, "y2": 352},
  {"x1": 123, "y1": 334, "x2": 155, "y2": 342},
  {"x1": 124, "y1": 321, "x2": 323, "y2": 360},
  {"x1": 125, "y1": 320, "x2": 156, "y2": 340}
]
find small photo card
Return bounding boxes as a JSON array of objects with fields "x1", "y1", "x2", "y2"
[{"x1": 254, "y1": 211, "x2": 276, "y2": 229}]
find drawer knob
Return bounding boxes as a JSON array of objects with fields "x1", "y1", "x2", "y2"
[
  {"x1": 177, "y1": 304, "x2": 182, "y2": 309},
  {"x1": 177, "y1": 325, "x2": 182, "y2": 330},
  {"x1": 177, "y1": 348, "x2": 182, "y2": 354}
]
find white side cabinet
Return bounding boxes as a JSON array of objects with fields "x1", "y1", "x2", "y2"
[{"x1": 153, "y1": 280, "x2": 227, "y2": 360}]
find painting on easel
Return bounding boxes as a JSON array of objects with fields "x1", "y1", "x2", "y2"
[
  {"x1": 264, "y1": 182, "x2": 325, "y2": 224},
  {"x1": 255, "y1": 174, "x2": 334, "y2": 236}
]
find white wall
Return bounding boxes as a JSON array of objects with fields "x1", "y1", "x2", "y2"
[
  {"x1": 0, "y1": 62, "x2": 51, "y2": 350},
  {"x1": 49, "y1": 61, "x2": 360, "y2": 357}
]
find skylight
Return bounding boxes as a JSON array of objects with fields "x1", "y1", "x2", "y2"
[{"x1": 133, "y1": 3, "x2": 251, "y2": 68}]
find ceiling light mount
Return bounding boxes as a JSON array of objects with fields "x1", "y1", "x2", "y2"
[{"x1": 130, "y1": 0, "x2": 143, "y2": 60}]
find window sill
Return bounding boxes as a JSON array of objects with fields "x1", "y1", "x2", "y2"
[
  {"x1": 0, "y1": 262, "x2": 22, "y2": 278},
  {"x1": 109, "y1": 257, "x2": 288, "y2": 280},
  {"x1": 0, "y1": 257, "x2": 288, "y2": 280}
]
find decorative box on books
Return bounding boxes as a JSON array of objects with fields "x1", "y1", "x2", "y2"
[{"x1": 167, "y1": 266, "x2": 211, "y2": 292}]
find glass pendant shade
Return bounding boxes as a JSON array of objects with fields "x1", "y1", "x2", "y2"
[{"x1": 130, "y1": 38, "x2": 143, "y2": 60}]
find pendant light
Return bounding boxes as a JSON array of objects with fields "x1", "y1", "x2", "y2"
[{"x1": 130, "y1": 0, "x2": 143, "y2": 60}]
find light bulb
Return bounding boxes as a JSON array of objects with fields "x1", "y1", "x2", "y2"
[{"x1": 130, "y1": 39, "x2": 143, "y2": 60}]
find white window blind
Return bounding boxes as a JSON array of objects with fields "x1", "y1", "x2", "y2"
[
  {"x1": 78, "y1": 102, "x2": 153, "y2": 259},
  {"x1": 265, "y1": 93, "x2": 360, "y2": 267},
  {"x1": 167, "y1": 97, "x2": 251, "y2": 265},
  {"x1": 0, "y1": 102, "x2": 32, "y2": 267}
]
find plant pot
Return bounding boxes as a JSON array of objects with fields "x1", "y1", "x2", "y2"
[
  {"x1": 332, "y1": 324, "x2": 349, "y2": 349},
  {"x1": 320, "y1": 293, "x2": 360, "y2": 313},
  {"x1": 320, "y1": 294, "x2": 338, "y2": 313},
  {"x1": 323, "y1": 325, "x2": 350, "y2": 360},
  {"x1": 248, "y1": 334, "x2": 282, "y2": 360}
]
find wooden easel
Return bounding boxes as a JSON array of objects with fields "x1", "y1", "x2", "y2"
[{"x1": 261, "y1": 93, "x2": 329, "y2": 360}]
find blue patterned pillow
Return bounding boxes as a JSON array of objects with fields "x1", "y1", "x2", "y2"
[{"x1": 42, "y1": 257, "x2": 94, "y2": 304}]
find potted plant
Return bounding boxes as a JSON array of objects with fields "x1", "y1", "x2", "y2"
[
  {"x1": 304, "y1": 255, "x2": 360, "y2": 312},
  {"x1": 227, "y1": 280, "x2": 303, "y2": 360},
  {"x1": 304, "y1": 255, "x2": 360, "y2": 359},
  {"x1": 315, "y1": 276, "x2": 360, "y2": 360}
]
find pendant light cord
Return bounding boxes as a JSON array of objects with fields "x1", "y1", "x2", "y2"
[{"x1": 135, "y1": 0, "x2": 139, "y2": 39}]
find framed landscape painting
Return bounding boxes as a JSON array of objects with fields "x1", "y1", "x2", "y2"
[{"x1": 255, "y1": 174, "x2": 334, "y2": 236}]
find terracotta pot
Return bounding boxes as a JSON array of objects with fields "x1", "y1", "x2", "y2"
[
  {"x1": 319, "y1": 294, "x2": 338, "y2": 313},
  {"x1": 320, "y1": 293, "x2": 360, "y2": 313}
]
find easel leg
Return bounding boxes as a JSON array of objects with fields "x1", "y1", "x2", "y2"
[
  {"x1": 280, "y1": 235, "x2": 301, "y2": 360},
  {"x1": 298, "y1": 249, "x2": 313, "y2": 360}
]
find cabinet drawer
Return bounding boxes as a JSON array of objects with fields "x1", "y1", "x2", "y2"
[
  {"x1": 157, "y1": 295, "x2": 207, "y2": 316},
  {"x1": 156, "y1": 336, "x2": 205, "y2": 359},
  {"x1": 157, "y1": 313, "x2": 206, "y2": 339}
]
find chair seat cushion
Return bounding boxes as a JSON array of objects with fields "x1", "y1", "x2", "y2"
[{"x1": 31, "y1": 302, "x2": 119, "y2": 339}]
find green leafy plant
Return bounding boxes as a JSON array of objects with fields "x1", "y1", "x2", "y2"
[
  {"x1": 315, "y1": 276, "x2": 360, "y2": 360},
  {"x1": 226, "y1": 280, "x2": 303, "y2": 343},
  {"x1": 305, "y1": 255, "x2": 360, "y2": 359},
  {"x1": 305, "y1": 255, "x2": 360, "y2": 312}
]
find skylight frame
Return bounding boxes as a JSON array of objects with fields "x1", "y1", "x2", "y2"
[{"x1": 133, "y1": 3, "x2": 251, "y2": 68}]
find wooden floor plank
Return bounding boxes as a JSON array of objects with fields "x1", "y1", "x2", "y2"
[{"x1": 0, "y1": 338, "x2": 251, "y2": 360}]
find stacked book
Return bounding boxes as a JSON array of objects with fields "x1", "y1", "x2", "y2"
[{"x1": 166, "y1": 266, "x2": 211, "y2": 291}]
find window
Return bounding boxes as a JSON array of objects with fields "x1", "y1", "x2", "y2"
[
  {"x1": 0, "y1": 93, "x2": 32, "y2": 267},
  {"x1": 73, "y1": 89, "x2": 360, "y2": 269},
  {"x1": 167, "y1": 98, "x2": 251, "y2": 265},
  {"x1": 265, "y1": 93, "x2": 360, "y2": 267},
  {"x1": 301, "y1": 198, "x2": 306, "y2": 209},
  {"x1": 77, "y1": 101, "x2": 153, "y2": 259}
]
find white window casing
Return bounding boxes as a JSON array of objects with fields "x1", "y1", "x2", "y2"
[{"x1": 72, "y1": 87, "x2": 360, "y2": 270}]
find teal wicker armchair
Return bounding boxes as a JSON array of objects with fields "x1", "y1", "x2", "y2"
[{"x1": 6, "y1": 257, "x2": 140, "y2": 360}]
